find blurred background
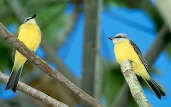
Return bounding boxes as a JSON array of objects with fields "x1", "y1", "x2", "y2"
[{"x1": 0, "y1": 0, "x2": 171, "y2": 107}]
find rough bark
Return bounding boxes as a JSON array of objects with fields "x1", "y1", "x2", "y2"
[
  {"x1": 0, "y1": 23, "x2": 103, "y2": 107},
  {"x1": 120, "y1": 60, "x2": 152, "y2": 107}
]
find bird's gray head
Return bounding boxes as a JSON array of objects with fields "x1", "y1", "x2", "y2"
[
  {"x1": 24, "y1": 14, "x2": 37, "y2": 24},
  {"x1": 108, "y1": 33, "x2": 128, "y2": 44}
]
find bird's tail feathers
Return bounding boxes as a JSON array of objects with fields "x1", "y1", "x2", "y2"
[
  {"x1": 145, "y1": 79, "x2": 166, "y2": 99},
  {"x1": 5, "y1": 66, "x2": 23, "y2": 92}
]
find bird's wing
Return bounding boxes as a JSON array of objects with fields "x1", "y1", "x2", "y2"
[{"x1": 129, "y1": 40, "x2": 150, "y2": 73}]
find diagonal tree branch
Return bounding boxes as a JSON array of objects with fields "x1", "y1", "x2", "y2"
[
  {"x1": 145, "y1": 25, "x2": 169, "y2": 66},
  {"x1": 120, "y1": 60, "x2": 152, "y2": 107},
  {"x1": 0, "y1": 71, "x2": 68, "y2": 107},
  {"x1": 41, "y1": 38, "x2": 81, "y2": 86},
  {"x1": 41, "y1": 5, "x2": 81, "y2": 86},
  {"x1": 0, "y1": 23, "x2": 103, "y2": 107}
]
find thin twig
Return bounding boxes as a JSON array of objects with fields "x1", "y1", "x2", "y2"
[
  {"x1": 120, "y1": 60, "x2": 152, "y2": 107},
  {"x1": 145, "y1": 25, "x2": 169, "y2": 66},
  {"x1": 0, "y1": 23, "x2": 103, "y2": 107},
  {"x1": 0, "y1": 71, "x2": 68, "y2": 107},
  {"x1": 41, "y1": 6, "x2": 81, "y2": 86},
  {"x1": 41, "y1": 38, "x2": 81, "y2": 86}
]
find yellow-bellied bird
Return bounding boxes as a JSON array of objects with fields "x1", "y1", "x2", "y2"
[
  {"x1": 109, "y1": 33, "x2": 165, "y2": 99},
  {"x1": 6, "y1": 14, "x2": 41, "y2": 92}
]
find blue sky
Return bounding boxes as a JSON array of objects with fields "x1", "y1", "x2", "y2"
[{"x1": 1, "y1": 4, "x2": 170, "y2": 107}]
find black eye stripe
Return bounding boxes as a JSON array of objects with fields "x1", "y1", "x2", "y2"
[
  {"x1": 24, "y1": 17, "x2": 33, "y2": 23},
  {"x1": 115, "y1": 36, "x2": 127, "y2": 38},
  {"x1": 115, "y1": 36, "x2": 122, "y2": 38},
  {"x1": 27, "y1": 17, "x2": 32, "y2": 20}
]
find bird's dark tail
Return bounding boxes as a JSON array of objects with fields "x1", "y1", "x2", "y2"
[
  {"x1": 5, "y1": 66, "x2": 23, "y2": 92},
  {"x1": 145, "y1": 79, "x2": 166, "y2": 99}
]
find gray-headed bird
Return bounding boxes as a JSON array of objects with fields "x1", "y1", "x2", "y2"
[{"x1": 109, "y1": 33, "x2": 165, "y2": 99}]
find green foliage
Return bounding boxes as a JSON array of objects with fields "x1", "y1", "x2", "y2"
[
  {"x1": 130, "y1": 97, "x2": 138, "y2": 107},
  {"x1": 0, "y1": 2, "x2": 19, "y2": 25},
  {"x1": 35, "y1": 4, "x2": 67, "y2": 41},
  {"x1": 0, "y1": 39, "x2": 13, "y2": 70}
]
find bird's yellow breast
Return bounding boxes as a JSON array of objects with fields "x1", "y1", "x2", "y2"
[
  {"x1": 18, "y1": 22, "x2": 41, "y2": 51},
  {"x1": 114, "y1": 40, "x2": 150, "y2": 79},
  {"x1": 13, "y1": 22, "x2": 41, "y2": 71}
]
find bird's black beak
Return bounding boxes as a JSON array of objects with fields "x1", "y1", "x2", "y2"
[
  {"x1": 31, "y1": 14, "x2": 37, "y2": 18},
  {"x1": 108, "y1": 37, "x2": 112, "y2": 40}
]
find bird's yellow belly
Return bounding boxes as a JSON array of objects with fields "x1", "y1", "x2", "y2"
[
  {"x1": 114, "y1": 40, "x2": 150, "y2": 79},
  {"x1": 13, "y1": 23, "x2": 41, "y2": 71},
  {"x1": 18, "y1": 23, "x2": 41, "y2": 52}
]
